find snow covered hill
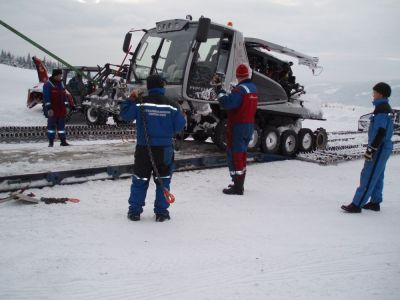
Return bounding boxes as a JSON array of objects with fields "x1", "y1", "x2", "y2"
[
  {"x1": 1, "y1": 64, "x2": 400, "y2": 300},
  {"x1": 0, "y1": 64, "x2": 44, "y2": 126},
  {"x1": 304, "y1": 80, "x2": 400, "y2": 108}
]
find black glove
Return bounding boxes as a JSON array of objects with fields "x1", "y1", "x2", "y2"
[
  {"x1": 364, "y1": 146, "x2": 377, "y2": 161},
  {"x1": 211, "y1": 74, "x2": 224, "y2": 93},
  {"x1": 211, "y1": 74, "x2": 222, "y2": 86}
]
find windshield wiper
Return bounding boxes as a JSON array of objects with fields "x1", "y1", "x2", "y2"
[{"x1": 150, "y1": 39, "x2": 165, "y2": 75}]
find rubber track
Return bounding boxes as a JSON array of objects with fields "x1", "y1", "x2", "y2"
[
  {"x1": 0, "y1": 125, "x2": 135, "y2": 143},
  {"x1": 0, "y1": 152, "x2": 287, "y2": 193}
]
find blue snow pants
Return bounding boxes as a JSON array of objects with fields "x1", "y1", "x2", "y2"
[
  {"x1": 226, "y1": 123, "x2": 253, "y2": 182},
  {"x1": 47, "y1": 117, "x2": 66, "y2": 141},
  {"x1": 128, "y1": 145, "x2": 174, "y2": 215},
  {"x1": 352, "y1": 145, "x2": 392, "y2": 207}
]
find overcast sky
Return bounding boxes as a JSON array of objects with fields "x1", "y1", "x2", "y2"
[{"x1": 1, "y1": 0, "x2": 399, "y2": 83}]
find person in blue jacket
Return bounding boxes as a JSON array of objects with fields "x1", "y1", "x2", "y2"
[
  {"x1": 342, "y1": 82, "x2": 394, "y2": 213},
  {"x1": 43, "y1": 69, "x2": 71, "y2": 147},
  {"x1": 216, "y1": 64, "x2": 258, "y2": 195},
  {"x1": 120, "y1": 75, "x2": 186, "y2": 222}
]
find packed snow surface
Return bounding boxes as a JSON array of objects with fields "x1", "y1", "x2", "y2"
[
  {"x1": 0, "y1": 158, "x2": 399, "y2": 300},
  {"x1": 1, "y1": 64, "x2": 399, "y2": 299}
]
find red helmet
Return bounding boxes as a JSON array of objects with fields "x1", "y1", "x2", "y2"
[{"x1": 236, "y1": 64, "x2": 249, "y2": 78}]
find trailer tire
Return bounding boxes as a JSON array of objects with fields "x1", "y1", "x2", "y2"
[
  {"x1": 280, "y1": 129, "x2": 298, "y2": 157},
  {"x1": 84, "y1": 107, "x2": 107, "y2": 125},
  {"x1": 261, "y1": 126, "x2": 280, "y2": 154},
  {"x1": 298, "y1": 128, "x2": 314, "y2": 152},
  {"x1": 214, "y1": 119, "x2": 227, "y2": 150},
  {"x1": 248, "y1": 124, "x2": 261, "y2": 152},
  {"x1": 314, "y1": 127, "x2": 328, "y2": 150}
]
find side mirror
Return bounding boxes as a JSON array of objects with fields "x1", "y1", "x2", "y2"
[
  {"x1": 123, "y1": 32, "x2": 132, "y2": 53},
  {"x1": 196, "y1": 17, "x2": 210, "y2": 43}
]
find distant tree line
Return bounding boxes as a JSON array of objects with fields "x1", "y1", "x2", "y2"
[{"x1": 0, "y1": 49, "x2": 64, "y2": 72}]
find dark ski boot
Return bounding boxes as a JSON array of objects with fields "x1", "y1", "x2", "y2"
[
  {"x1": 223, "y1": 176, "x2": 244, "y2": 195},
  {"x1": 222, "y1": 185, "x2": 244, "y2": 195},
  {"x1": 363, "y1": 202, "x2": 380, "y2": 211},
  {"x1": 48, "y1": 140, "x2": 54, "y2": 147},
  {"x1": 155, "y1": 213, "x2": 170, "y2": 222},
  {"x1": 127, "y1": 213, "x2": 140, "y2": 221},
  {"x1": 341, "y1": 203, "x2": 361, "y2": 213},
  {"x1": 60, "y1": 140, "x2": 70, "y2": 146}
]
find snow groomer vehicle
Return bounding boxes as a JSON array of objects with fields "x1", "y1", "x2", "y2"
[{"x1": 87, "y1": 16, "x2": 327, "y2": 155}]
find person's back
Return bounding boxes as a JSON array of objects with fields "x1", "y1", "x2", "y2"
[
  {"x1": 134, "y1": 93, "x2": 183, "y2": 146},
  {"x1": 119, "y1": 74, "x2": 185, "y2": 222}
]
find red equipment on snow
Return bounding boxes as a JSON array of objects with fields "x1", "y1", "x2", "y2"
[{"x1": 27, "y1": 56, "x2": 74, "y2": 109}]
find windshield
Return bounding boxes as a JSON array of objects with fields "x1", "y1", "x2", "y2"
[{"x1": 130, "y1": 26, "x2": 196, "y2": 84}]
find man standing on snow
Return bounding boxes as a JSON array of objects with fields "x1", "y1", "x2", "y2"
[
  {"x1": 120, "y1": 75, "x2": 186, "y2": 222},
  {"x1": 43, "y1": 69, "x2": 71, "y2": 147},
  {"x1": 215, "y1": 64, "x2": 258, "y2": 195},
  {"x1": 341, "y1": 82, "x2": 394, "y2": 213}
]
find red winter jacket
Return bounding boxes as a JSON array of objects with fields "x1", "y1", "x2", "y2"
[{"x1": 43, "y1": 78, "x2": 69, "y2": 118}]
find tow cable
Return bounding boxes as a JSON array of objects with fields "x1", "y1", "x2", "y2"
[{"x1": 138, "y1": 93, "x2": 175, "y2": 204}]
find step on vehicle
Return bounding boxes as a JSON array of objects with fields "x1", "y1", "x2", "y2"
[{"x1": 87, "y1": 16, "x2": 328, "y2": 154}]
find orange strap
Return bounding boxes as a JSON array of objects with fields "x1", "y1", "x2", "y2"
[{"x1": 163, "y1": 189, "x2": 175, "y2": 204}]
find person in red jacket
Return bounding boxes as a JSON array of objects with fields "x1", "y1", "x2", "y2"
[
  {"x1": 216, "y1": 64, "x2": 258, "y2": 195},
  {"x1": 43, "y1": 69, "x2": 70, "y2": 147}
]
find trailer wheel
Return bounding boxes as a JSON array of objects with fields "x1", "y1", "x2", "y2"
[
  {"x1": 192, "y1": 131, "x2": 209, "y2": 142},
  {"x1": 298, "y1": 128, "x2": 314, "y2": 152},
  {"x1": 314, "y1": 127, "x2": 328, "y2": 150},
  {"x1": 214, "y1": 119, "x2": 227, "y2": 150},
  {"x1": 247, "y1": 124, "x2": 261, "y2": 152},
  {"x1": 261, "y1": 126, "x2": 280, "y2": 154},
  {"x1": 84, "y1": 107, "x2": 107, "y2": 125},
  {"x1": 280, "y1": 129, "x2": 298, "y2": 157}
]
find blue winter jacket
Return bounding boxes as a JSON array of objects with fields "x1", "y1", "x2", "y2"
[
  {"x1": 120, "y1": 88, "x2": 186, "y2": 146},
  {"x1": 368, "y1": 98, "x2": 394, "y2": 150}
]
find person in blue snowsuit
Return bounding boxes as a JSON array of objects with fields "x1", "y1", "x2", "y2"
[
  {"x1": 342, "y1": 82, "x2": 394, "y2": 213},
  {"x1": 120, "y1": 75, "x2": 186, "y2": 222},
  {"x1": 43, "y1": 69, "x2": 71, "y2": 147},
  {"x1": 216, "y1": 64, "x2": 258, "y2": 195}
]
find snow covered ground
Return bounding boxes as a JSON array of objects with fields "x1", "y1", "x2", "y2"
[
  {"x1": 1, "y1": 158, "x2": 399, "y2": 299},
  {"x1": 1, "y1": 64, "x2": 400, "y2": 299}
]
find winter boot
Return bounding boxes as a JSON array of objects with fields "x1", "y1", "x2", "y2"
[
  {"x1": 155, "y1": 213, "x2": 170, "y2": 222},
  {"x1": 363, "y1": 202, "x2": 380, "y2": 211},
  {"x1": 341, "y1": 203, "x2": 361, "y2": 213},
  {"x1": 127, "y1": 212, "x2": 140, "y2": 221},
  {"x1": 222, "y1": 185, "x2": 244, "y2": 195},
  {"x1": 223, "y1": 175, "x2": 244, "y2": 195},
  {"x1": 48, "y1": 140, "x2": 54, "y2": 147},
  {"x1": 60, "y1": 139, "x2": 70, "y2": 146}
]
